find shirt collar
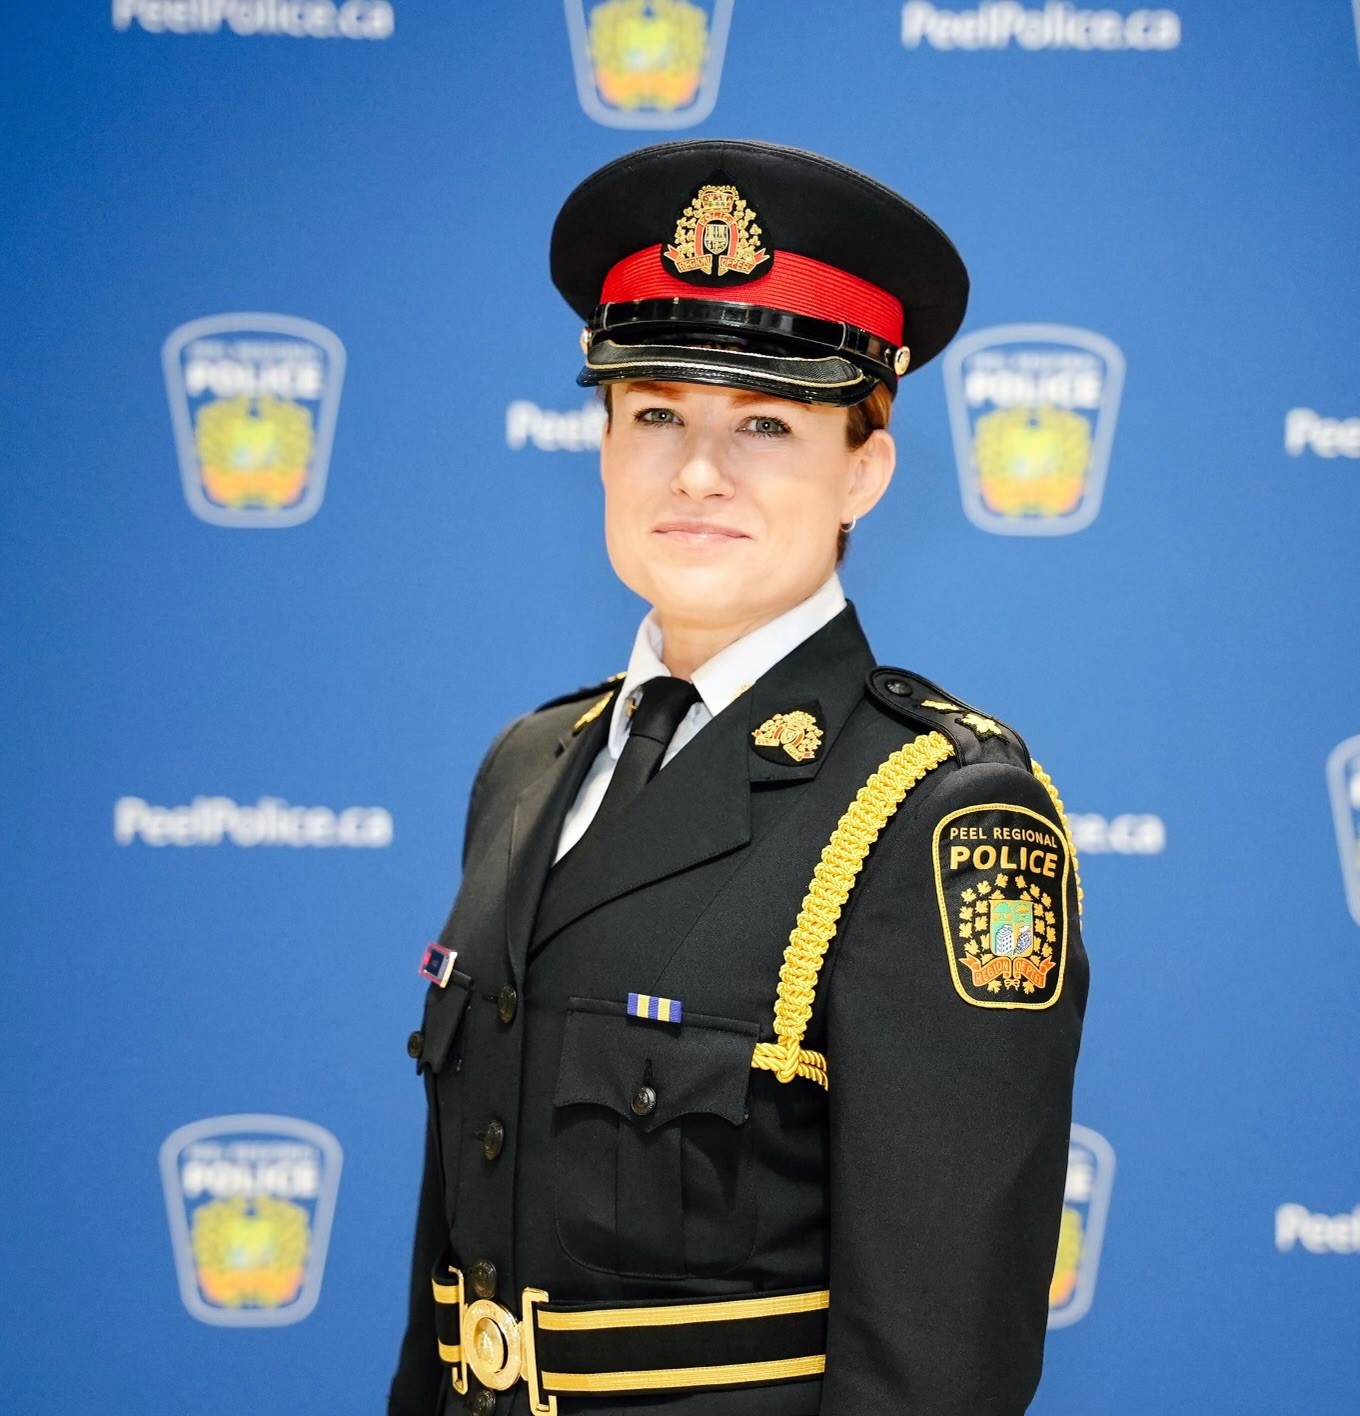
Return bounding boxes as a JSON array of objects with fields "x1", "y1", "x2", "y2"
[{"x1": 606, "y1": 574, "x2": 847, "y2": 760}]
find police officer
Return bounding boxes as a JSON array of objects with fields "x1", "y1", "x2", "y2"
[{"x1": 390, "y1": 139, "x2": 1088, "y2": 1416}]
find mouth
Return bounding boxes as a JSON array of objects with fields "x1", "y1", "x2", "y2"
[{"x1": 652, "y1": 520, "x2": 751, "y2": 546}]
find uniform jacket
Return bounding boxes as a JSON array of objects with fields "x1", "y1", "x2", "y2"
[{"x1": 390, "y1": 604, "x2": 1089, "y2": 1416}]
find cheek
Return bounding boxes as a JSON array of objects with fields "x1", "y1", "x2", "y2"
[{"x1": 750, "y1": 463, "x2": 842, "y2": 549}]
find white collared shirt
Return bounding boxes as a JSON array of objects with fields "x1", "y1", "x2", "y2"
[{"x1": 553, "y1": 574, "x2": 847, "y2": 862}]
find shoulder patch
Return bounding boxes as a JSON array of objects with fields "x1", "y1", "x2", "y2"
[
  {"x1": 933, "y1": 801, "x2": 1069, "y2": 1010},
  {"x1": 533, "y1": 671, "x2": 625, "y2": 715},
  {"x1": 866, "y1": 667, "x2": 1031, "y2": 769}
]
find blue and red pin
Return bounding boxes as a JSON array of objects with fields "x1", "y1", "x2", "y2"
[{"x1": 419, "y1": 942, "x2": 457, "y2": 988}]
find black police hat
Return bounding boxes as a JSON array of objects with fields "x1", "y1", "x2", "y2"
[{"x1": 551, "y1": 138, "x2": 969, "y2": 407}]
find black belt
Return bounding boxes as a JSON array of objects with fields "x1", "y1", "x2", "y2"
[{"x1": 431, "y1": 1251, "x2": 828, "y2": 1412}]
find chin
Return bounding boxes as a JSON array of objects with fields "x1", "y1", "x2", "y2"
[{"x1": 644, "y1": 563, "x2": 776, "y2": 622}]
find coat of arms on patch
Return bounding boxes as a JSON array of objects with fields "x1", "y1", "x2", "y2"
[
  {"x1": 933, "y1": 801, "x2": 1070, "y2": 1009},
  {"x1": 663, "y1": 182, "x2": 770, "y2": 282}
]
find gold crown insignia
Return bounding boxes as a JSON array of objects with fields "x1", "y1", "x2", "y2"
[
  {"x1": 752, "y1": 710, "x2": 823, "y2": 763},
  {"x1": 664, "y1": 182, "x2": 770, "y2": 280}
]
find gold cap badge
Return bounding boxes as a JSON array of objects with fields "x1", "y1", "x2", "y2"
[
  {"x1": 664, "y1": 183, "x2": 770, "y2": 281},
  {"x1": 752, "y1": 709, "x2": 823, "y2": 764}
]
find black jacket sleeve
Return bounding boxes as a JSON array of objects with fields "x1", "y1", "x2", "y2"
[
  {"x1": 819, "y1": 759, "x2": 1089, "y2": 1416},
  {"x1": 387, "y1": 716, "x2": 526, "y2": 1416},
  {"x1": 387, "y1": 1117, "x2": 450, "y2": 1416}
]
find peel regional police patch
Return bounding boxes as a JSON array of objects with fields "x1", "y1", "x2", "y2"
[
  {"x1": 159, "y1": 1114, "x2": 342, "y2": 1326},
  {"x1": 933, "y1": 802, "x2": 1070, "y2": 1009},
  {"x1": 163, "y1": 313, "x2": 345, "y2": 528}
]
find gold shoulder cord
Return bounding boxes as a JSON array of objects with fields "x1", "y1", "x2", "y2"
[
  {"x1": 1030, "y1": 759, "x2": 1084, "y2": 916},
  {"x1": 751, "y1": 735, "x2": 1083, "y2": 1092}
]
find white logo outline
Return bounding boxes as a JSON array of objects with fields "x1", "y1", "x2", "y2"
[
  {"x1": 1050, "y1": 1121, "x2": 1116, "y2": 1329},
  {"x1": 1327, "y1": 735, "x2": 1360, "y2": 927},
  {"x1": 944, "y1": 322, "x2": 1125, "y2": 537},
  {"x1": 159, "y1": 1113, "x2": 343, "y2": 1327},
  {"x1": 162, "y1": 312, "x2": 346, "y2": 528},
  {"x1": 563, "y1": 0, "x2": 735, "y2": 129}
]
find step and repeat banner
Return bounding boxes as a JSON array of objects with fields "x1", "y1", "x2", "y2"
[{"x1": 2, "y1": 3, "x2": 1357, "y2": 1414}]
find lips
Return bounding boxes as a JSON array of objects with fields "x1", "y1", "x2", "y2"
[{"x1": 652, "y1": 520, "x2": 749, "y2": 540}]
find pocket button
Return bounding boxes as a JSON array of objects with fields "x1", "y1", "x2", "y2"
[
  {"x1": 630, "y1": 1084, "x2": 657, "y2": 1117},
  {"x1": 479, "y1": 1118, "x2": 505, "y2": 1160}
]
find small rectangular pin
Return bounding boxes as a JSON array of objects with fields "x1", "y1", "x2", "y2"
[
  {"x1": 419, "y1": 942, "x2": 457, "y2": 988},
  {"x1": 627, "y1": 992, "x2": 683, "y2": 1024}
]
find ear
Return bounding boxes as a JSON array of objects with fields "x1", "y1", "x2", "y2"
[{"x1": 843, "y1": 428, "x2": 896, "y2": 523}]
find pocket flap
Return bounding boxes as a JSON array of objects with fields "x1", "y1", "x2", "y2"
[
  {"x1": 553, "y1": 997, "x2": 758, "y2": 1131},
  {"x1": 418, "y1": 969, "x2": 474, "y2": 1074}
]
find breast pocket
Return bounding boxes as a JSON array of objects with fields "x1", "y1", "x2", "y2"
[
  {"x1": 416, "y1": 969, "x2": 474, "y2": 1214},
  {"x1": 551, "y1": 997, "x2": 759, "y2": 1279}
]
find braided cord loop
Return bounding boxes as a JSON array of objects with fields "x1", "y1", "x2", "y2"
[
  {"x1": 1029, "y1": 759, "x2": 1084, "y2": 917},
  {"x1": 750, "y1": 731, "x2": 956, "y2": 1092}
]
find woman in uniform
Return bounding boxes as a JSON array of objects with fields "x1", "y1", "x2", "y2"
[{"x1": 390, "y1": 139, "x2": 1088, "y2": 1416}]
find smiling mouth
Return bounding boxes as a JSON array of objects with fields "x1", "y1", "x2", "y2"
[{"x1": 652, "y1": 521, "x2": 750, "y2": 543}]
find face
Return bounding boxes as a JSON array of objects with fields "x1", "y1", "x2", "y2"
[{"x1": 600, "y1": 380, "x2": 894, "y2": 632}]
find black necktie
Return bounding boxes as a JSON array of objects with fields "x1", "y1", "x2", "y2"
[{"x1": 578, "y1": 675, "x2": 701, "y2": 845}]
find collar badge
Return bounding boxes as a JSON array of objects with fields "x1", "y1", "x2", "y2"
[
  {"x1": 664, "y1": 182, "x2": 770, "y2": 281},
  {"x1": 752, "y1": 708, "x2": 823, "y2": 764}
]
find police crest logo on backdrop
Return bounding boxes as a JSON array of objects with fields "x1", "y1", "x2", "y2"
[
  {"x1": 162, "y1": 314, "x2": 346, "y2": 528},
  {"x1": 160, "y1": 1115, "x2": 343, "y2": 1326},
  {"x1": 1326, "y1": 736, "x2": 1360, "y2": 927},
  {"x1": 1049, "y1": 1124, "x2": 1115, "y2": 1327},
  {"x1": 565, "y1": 0, "x2": 735, "y2": 128},
  {"x1": 944, "y1": 324, "x2": 1125, "y2": 535}
]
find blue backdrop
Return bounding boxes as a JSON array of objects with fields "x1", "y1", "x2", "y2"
[{"x1": 3, "y1": 2, "x2": 1358, "y2": 1412}]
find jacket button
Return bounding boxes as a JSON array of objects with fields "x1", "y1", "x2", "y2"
[
  {"x1": 631, "y1": 1084, "x2": 657, "y2": 1117},
  {"x1": 495, "y1": 984, "x2": 518, "y2": 1024},
  {"x1": 405, "y1": 1031, "x2": 423, "y2": 1060},
  {"x1": 468, "y1": 1389, "x2": 496, "y2": 1416},
  {"x1": 468, "y1": 1258, "x2": 497, "y2": 1299},
  {"x1": 886, "y1": 678, "x2": 911, "y2": 696},
  {"x1": 479, "y1": 1118, "x2": 505, "y2": 1160}
]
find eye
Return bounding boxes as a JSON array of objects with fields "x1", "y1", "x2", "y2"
[
  {"x1": 635, "y1": 406, "x2": 682, "y2": 427},
  {"x1": 741, "y1": 414, "x2": 792, "y2": 439}
]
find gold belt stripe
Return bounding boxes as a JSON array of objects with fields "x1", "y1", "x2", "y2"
[
  {"x1": 751, "y1": 732, "x2": 1083, "y2": 1091},
  {"x1": 541, "y1": 1354, "x2": 827, "y2": 1394},
  {"x1": 537, "y1": 1288, "x2": 829, "y2": 1332}
]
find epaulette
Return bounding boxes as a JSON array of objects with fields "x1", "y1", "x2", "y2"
[
  {"x1": 532, "y1": 671, "x2": 626, "y2": 719},
  {"x1": 866, "y1": 666, "x2": 1032, "y2": 771}
]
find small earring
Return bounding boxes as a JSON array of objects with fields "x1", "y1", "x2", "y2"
[{"x1": 840, "y1": 516, "x2": 858, "y2": 533}]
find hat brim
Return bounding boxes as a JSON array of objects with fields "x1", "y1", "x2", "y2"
[{"x1": 577, "y1": 339, "x2": 878, "y2": 408}]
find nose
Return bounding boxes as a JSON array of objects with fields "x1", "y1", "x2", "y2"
[{"x1": 670, "y1": 435, "x2": 734, "y2": 501}]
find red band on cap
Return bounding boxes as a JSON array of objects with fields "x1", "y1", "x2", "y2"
[{"x1": 599, "y1": 246, "x2": 904, "y2": 346}]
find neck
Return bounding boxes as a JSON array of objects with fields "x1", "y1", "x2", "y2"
[{"x1": 653, "y1": 606, "x2": 784, "y2": 681}]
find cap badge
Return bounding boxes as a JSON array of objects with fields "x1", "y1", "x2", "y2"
[
  {"x1": 752, "y1": 708, "x2": 823, "y2": 764},
  {"x1": 664, "y1": 183, "x2": 770, "y2": 282}
]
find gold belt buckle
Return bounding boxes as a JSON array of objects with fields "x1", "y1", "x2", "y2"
[
  {"x1": 463, "y1": 1297, "x2": 522, "y2": 1390},
  {"x1": 451, "y1": 1272, "x2": 556, "y2": 1416}
]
